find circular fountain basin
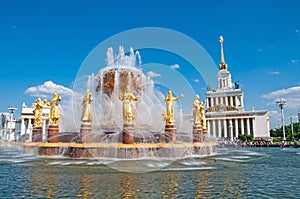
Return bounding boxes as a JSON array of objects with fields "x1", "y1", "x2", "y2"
[{"x1": 23, "y1": 142, "x2": 216, "y2": 159}]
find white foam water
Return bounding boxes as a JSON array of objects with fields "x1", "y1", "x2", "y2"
[{"x1": 162, "y1": 167, "x2": 217, "y2": 171}]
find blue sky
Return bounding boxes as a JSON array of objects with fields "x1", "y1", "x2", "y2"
[{"x1": 1, "y1": 0, "x2": 300, "y2": 128}]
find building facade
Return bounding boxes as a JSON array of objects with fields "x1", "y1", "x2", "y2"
[
  {"x1": 20, "y1": 102, "x2": 50, "y2": 141},
  {"x1": 205, "y1": 36, "x2": 270, "y2": 141},
  {"x1": 1, "y1": 112, "x2": 17, "y2": 141}
]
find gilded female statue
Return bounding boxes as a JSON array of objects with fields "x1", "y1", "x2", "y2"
[
  {"x1": 164, "y1": 90, "x2": 183, "y2": 125},
  {"x1": 193, "y1": 95, "x2": 201, "y2": 126},
  {"x1": 33, "y1": 98, "x2": 44, "y2": 127},
  {"x1": 81, "y1": 89, "x2": 93, "y2": 122},
  {"x1": 46, "y1": 91, "x2": 61, "y2": 125},
  {"x1": 119, "y1": 86, "x2": 138, "y2": 124}
]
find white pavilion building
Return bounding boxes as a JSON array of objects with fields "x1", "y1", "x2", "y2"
[
  {"x1": 205, "y1": 36, "x2": 270, "y2": 141},
  {"x1": 20, "y1": 102, "x2": 50, "y2": 141},
  {"x1": 1, "y1": 112, "x2": 17, "y2": 141}
]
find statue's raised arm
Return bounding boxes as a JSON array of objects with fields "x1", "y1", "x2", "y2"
[
  {"x1": 164, "y1": 90, "x2": 183, "y2": 125},
  {"x1": 48, "y1": 91, "x2": 61, "y2": 125},
  {"x1": 119, "y1": 86, "x2": 138, "y2": 124}
]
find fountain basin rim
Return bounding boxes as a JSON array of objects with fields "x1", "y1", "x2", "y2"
[{"x1": 23, "y1": 142, "x2": 216, "y2": 149}]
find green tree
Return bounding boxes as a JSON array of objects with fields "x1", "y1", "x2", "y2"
[
  {"x1": 238, "y1": 134, "x2": 253, "y2": 142},
  {"x1": 270, "y1": 122, "x2": 300, "y2": 141}
]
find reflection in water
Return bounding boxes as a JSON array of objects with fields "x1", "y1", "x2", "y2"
[
  {"x1": 0, "y1": 147, "x2": 300, "y2": 198},
  {"x1": 45, "y1": 173, "x2": 57, "y2": 198},
  {"x1": 161, "y1": 173, "x2": 179, "y2": 198},
  {"x1": 76, "y1": 176, "x2": 93, "y2": 199},
  {"x1": 194, "y1": 171, "x2": 210, "y2": 198},
  {"x1": 27, "y1": 164, "x2": 59, "y2": 198},
  {"x1": 120, "y1": 174, "x2": 138, "y2": 199}
]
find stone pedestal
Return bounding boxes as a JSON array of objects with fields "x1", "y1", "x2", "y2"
[
  {"x1": 193, "y1": 124, "x2": 203, "y2": 142},
  {"x1": 202, "y1": 128, "x2": 208, "y2": 141},
  {"x1": 122, "y1": 123, "x2": 135, "y2": 144},
  {"x1": 80, "y1": 122, "x2": 92, "y2": 143},
  {"x1": 39, "y1": 147, "x2": 60, "y2": 156},
  {"x1": 32, "y1": 126, "x2": 43, "y2": 142},
  {"x1": 48, "y1": 125, "x2": 59, "y2": 143},
  {"x1": 160, "y1": 124, "x2": 176, "y2": 143}
]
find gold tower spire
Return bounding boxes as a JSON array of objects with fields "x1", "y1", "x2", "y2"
[{"x1": 219, "y1": 36, "x2": 228, "y2": 70}]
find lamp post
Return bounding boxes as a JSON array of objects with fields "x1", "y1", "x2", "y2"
[
  {"x1": 276, "y1": 99, "x2": 286, "y2": 141},
  {"x1": 290, "y1": 115, "x2": 294, "y2": 140},
  {"x1": 8, "y1": 106, "x2": 17, "y2": 141},
  {"x1": 1, "y1": 113, "x2": 5, "y2": 141}
]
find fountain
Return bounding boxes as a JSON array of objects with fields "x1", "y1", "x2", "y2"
[{"x1": 23, "y1": 46, "x2": 216, "y2": 161}]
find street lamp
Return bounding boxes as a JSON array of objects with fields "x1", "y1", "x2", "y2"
[
  {"x1": 8, "y1": 106, "x2": 17, "y2": 141},
  {"x1": 276, "y1": 99, "x2": 286, "y2": 141},
  {"x1": 290, "y1": 115, "x2": 294, "y2": 140},
  {"x1": 1, "y1": 113, "x2": 5, "y2": 141}
]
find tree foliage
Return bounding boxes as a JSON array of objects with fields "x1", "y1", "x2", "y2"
[
  {"x1": 238, "y1": 134, "x2": 253, "y2": 142},
  {"x1": 270, "y1": 122, "x2": 300, "y2": 141}
]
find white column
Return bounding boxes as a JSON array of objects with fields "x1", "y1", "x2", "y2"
[
  {"x1": 207, "y1": 97, "x2": 210, "y2": 108},
  {"x1": 235, "y1": 96, "x2": 239, "y2": 107},
  {"x1": 223, "y1": 119, "x2": 227, "y2": 138},
  {"x1": 229, "y1": 119, "x2": 233, "y2": 141},
  {"x1": 230, "y1": 96, "x2": 233, "y2": 107},
  {"x1": 241, "y1": 118, "x2": 245, "y2": 135},
  {"x1": 218, "y1": 119, "x2": 222, "y2": 138},
  {"x1": 252, "y1": 118, "x2": 256, "y2": 137},
  {"x1": 246, "y1": 118, "x2": 250, "y2": 135},
  {"x1": 20, "y1": 118, "x2": 25, "y2": 136},
  {"x1": 241, "y1": 95, "x2": 244, "y2": 108},
  {"x1": 212, "y1": 120, "x2": 216, "y2": 137},
  {"x1": 220, "y1": 97, "x2": 224, "y2": 105},
  {"x1": 28, "y1": 119, "x2": 32, "y2": 142},
  {"x1": 225, "y1": 96, "x2": 229, "y2": 106},
  {"x1": 25, "y1": 119, "x2": 29, "y2": 135},
  {"x1": 207, "y1": 120, "x2": 211, "y2": 136},
  {"x1": 235, "y1": 119, "x2": 239, "y2": 138}
]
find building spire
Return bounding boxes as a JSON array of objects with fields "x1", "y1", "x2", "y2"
[{"x1": 219, "y1": 36, "x2": 228, "y2": 70}]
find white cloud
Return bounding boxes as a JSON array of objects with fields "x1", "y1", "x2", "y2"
[
  {"x1": 193, "y1": 79, "x2": 199, "y2": 83},
  {"x1": 262, "y1": 86, "x2": 300, "y2": 98},
  {"x1": 269, "y1": 110, "x2": 280, "y2": 115},
  {"x1": 262, "y1": 86, "x2": 300, "y2": 109},
  {"x1": 258, "y1": 46, "x2": 276, "y2": 52},
  {"x1": 269, "y1": 110, "x2": 281, "y2": 120},
  {"x1": 170, "y1": 64, "x2": 180, "y2": 70},
  {"x1": 268, "y1": 110, "x2": 282, "y2": 128},
  {"x1": 25, "y1": 81, "x2": 74, "y2": 98},
  {"x1": 8, "y1": 24, "x2": 16, "y2": 29},
  {"x1": 291, "y1": 59, "x2": 299, "y2": 63},
  {"x1": 268, "y1": 46, "x2": 275, "y2": 50},
  {"x1": 269, "y1": 71, "x2": 280, "y2": 75},
  {"x1": 147, "y1": 71, "x2": 161, "y2": 77}
]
